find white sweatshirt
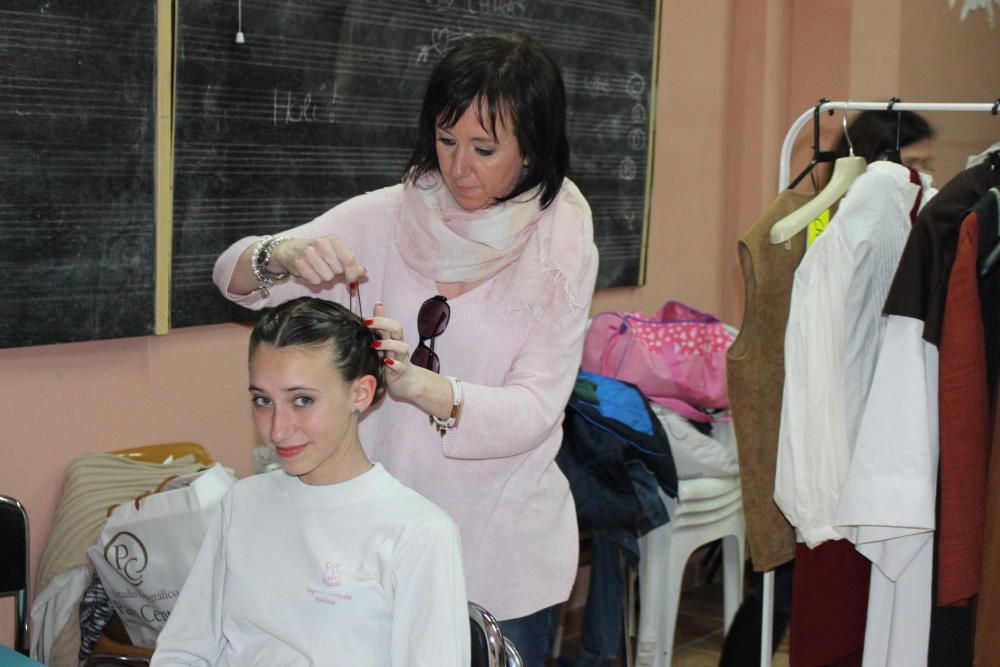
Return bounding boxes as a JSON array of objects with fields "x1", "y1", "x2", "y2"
[{"x1": 150, "y1": 464, "x2": 470, "y2": 666}]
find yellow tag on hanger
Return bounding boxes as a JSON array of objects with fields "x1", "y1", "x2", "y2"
[{"x1": 807, "y1": 209, "x2": 832, "y2": 247}]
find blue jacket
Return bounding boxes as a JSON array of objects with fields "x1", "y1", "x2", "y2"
[{"x1": 557, "y1": 371, "x2": 677, "y2": 538}]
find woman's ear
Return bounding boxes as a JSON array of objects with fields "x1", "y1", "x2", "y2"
[{"x1": 351, "y1": 375, "x2": 378, "y2": 413}]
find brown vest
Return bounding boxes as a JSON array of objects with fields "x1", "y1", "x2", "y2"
[{"x1": 727, "y1": 191, "x2": 811, "y2": 571}]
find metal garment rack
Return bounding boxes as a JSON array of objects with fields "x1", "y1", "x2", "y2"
[{"x1": 763, "y1": 99, "x2": 1000, "y2": 667}]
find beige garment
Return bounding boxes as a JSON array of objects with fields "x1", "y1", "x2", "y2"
[
  {"x1": 726, "y1": 191, "x2": 811, "y2": 571},
  {"x1": 33, "y1": 453, "x2": 206, "y2": 666}
]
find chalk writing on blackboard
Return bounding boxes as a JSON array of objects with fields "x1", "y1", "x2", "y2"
[
  {"x1": 273, "y1": 87, "x2": 338, "y2": 126},
  {"x1": 170, "y1": 0, "x2": 658, "y2": 327}
]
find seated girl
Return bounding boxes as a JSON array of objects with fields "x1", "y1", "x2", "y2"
[{"x1": 150, "y1": 297, "x2": 470, "y2": 666}]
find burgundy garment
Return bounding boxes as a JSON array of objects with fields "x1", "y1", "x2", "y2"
[
  {"x1": 977, "y1": 380, "x2": 1000, "y2": 665},
  {"x1": 938, "y1": 212, "x2": 989, "y2": 606},
  {"x1": 827, "y1": 652, "x2": 863, "y2": 667},
  {"x1": 974, "y1": 187, "x2": 1000, "y2": 666},
  {"x1": 789, "y1": 541, "x2": 870, "y2": 667}
]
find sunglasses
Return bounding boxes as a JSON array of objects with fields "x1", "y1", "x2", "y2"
[{"x1": 410, "y1": 295, "x2": 450, "y2": 373}]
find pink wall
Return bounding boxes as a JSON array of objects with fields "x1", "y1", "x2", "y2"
[
  {"x1": 0, "y1": 324, "x2": 259, "y2": 647},
  {"x1": 848, "y1": 0, "x2": 1000, "y2": 183},
  {"x1": 717, "y1": 0, "x2": 856, "y2": 324},
  {"x1": 595, "y1": 0, "x2": 856, "y2": 326},
  {"x1": 592, "y1": 0, "x2": 732, "y2": 318},
  {"x1": 898, "y1": 0, "x2": 1000, "y2": 180},
  {"x1": 4, "y1": 0, "x2": 1000, "y2": 650}
]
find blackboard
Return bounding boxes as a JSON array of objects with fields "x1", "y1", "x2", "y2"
[
  {"x1": 0, "y1": 1, "x2": 157, "y2": 348},
  {"x1": 172, "y1": 0, "x2": 658, "y2": 327}
]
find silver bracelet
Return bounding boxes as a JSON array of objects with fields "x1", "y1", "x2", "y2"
[{"x1": 251, "y1": 235, "x2": 290, "y2": 297}]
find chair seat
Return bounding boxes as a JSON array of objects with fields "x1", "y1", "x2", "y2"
[{"x1": 676, "y1": 475, "x2": 741, "y2": 501}]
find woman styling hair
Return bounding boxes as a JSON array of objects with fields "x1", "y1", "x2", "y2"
[
  {"x1": 213, "y1": 34, "x2": 598, "y2": 665},
  {"x1": 150, "y1": 298, "x2": 469, "y2": 666}
]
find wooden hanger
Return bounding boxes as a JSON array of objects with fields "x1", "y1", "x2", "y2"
[{"x1": 770, "y1": 104, "x2": 866, "y2": 244}]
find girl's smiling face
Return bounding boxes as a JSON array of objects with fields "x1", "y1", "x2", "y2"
[{"x1": 249, "y1": 343, "x2": 371, "y2": 486}]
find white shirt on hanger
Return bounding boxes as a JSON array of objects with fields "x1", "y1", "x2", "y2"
[
  {"x1": 836, "y1": 315, "x2": 938, "y2": 667},
  {"x1": 832, "y1": 167, "x2": 941, "y2": 667},
  {"x1": 774, "y1": 161, "x2": 931, "y2": 547}
]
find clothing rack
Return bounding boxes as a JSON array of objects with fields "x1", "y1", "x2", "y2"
[{"x1": 761, "y1": 98, "x2": 1000, "y2": 667}]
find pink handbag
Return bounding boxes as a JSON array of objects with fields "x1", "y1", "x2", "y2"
[{"x1": 581, "y1": 301, "x2": 733, "y2": 422}]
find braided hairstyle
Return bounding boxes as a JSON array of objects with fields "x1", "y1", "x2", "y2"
[{"x1": 249, "y1": 297, "x2": 386, "y2": 403}]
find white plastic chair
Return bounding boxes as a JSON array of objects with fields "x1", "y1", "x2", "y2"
[{"x1": 635, "y1": 476, "x2": 745, "y2": 667}]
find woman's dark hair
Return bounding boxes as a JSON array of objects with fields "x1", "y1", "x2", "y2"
[
  {"x1": 404, "y1": 33, "x2": 569, "y2": 209},
  {"x1": 249, "y1": 297, "x2": 385, "y2": 403},
  {"x1": 834, "y1": 110, "x2": 935, "y2": 163}
]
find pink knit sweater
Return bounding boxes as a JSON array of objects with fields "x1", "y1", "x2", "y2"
[{"x1": 213, "y1": 181, "x2": 598, "y2": 619}]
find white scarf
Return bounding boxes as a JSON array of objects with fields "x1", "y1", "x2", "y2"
[{"x1": 396, "y1": 173, "x2": 594, "y2": 324}]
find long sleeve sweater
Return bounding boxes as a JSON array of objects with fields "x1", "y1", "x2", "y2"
[
  {"x1": 213, "y1": 181, "x2": 599, "y2": 619},
  {"x1": 150, "y1": 465, "x2": 470, "y2": 667}
]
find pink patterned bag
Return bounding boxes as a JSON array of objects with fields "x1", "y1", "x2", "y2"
[{"x1": 581, "y1": 301, "x2": 733, "y2": 422}]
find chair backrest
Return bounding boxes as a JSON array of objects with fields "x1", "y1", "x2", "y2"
[
  {"x1": 83, "y1": 656, "x2": 150, "y2": 667},
  {"x1": 467, "y1": 602, "x2": 523, "y2": 667},
  {"x1": 0, "y1": 496, "x2": 30, "y2": 655},
  {"x1": 108, "y1": 443, "x2": 214, "y2": 467},
  {"x1": 82, "y1": 624, "x2": 154, "y2": 667}
]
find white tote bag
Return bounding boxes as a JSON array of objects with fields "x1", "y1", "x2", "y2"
[{"x1": 87, "y1": 463, "x2": 234, "y2": 648}]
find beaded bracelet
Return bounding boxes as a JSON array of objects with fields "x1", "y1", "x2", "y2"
[
  {"x1": 251, "y1": 235, "x2": 290, "y2": 297},
  {"x1": 432, "y1": 376, "x2": 463, "y2": 436}
]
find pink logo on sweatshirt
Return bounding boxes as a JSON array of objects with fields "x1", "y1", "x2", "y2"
[
  {"x1": 307, "y1": 564, "x2": 352, "y2": 606},
  {"x1": 322, "y1": 562, "x2": 341, "y2": 587}
]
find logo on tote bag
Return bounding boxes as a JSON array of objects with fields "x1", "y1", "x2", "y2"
[{"x1": 104, "y1": 531, "x2": 149, "y2": 586}]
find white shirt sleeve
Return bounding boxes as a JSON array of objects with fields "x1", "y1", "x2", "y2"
[
  {"x1": 835, "y1": 314, "x2": 938, "y2": 580},
  {"x1": 774, "y1": 231, "x2": 853, "y2": 546},
  {"x1": 150, "y1": 499, "x2": 229, "y2": 666},
  {"x1": 389, "y1": 518, "x2": 470, "y2": 667}
]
